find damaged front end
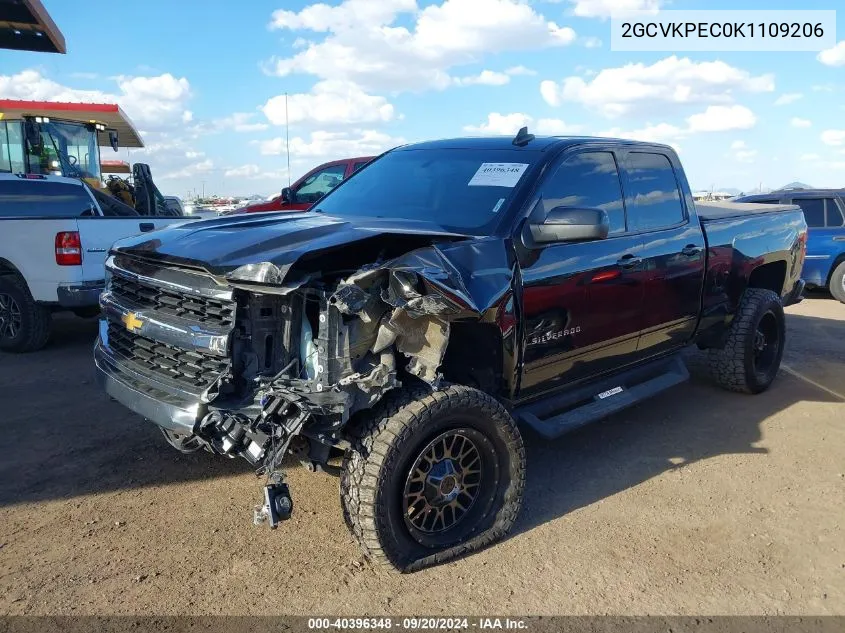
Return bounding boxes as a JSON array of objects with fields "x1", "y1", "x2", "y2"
[
  {"x1": 205, "y1": 252, "x2": 477, "y2": 525},
  {"x1": 95, "y1": 230, "x2": 509, "y2": 526}
]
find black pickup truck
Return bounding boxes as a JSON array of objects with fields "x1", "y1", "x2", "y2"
[{"x1": 94, "y1": 132, "x2": 807, "y2": 572}]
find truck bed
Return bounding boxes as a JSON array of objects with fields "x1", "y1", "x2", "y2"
[{"x1": 696, "y1": 200, "x2": 799, "y2": 221}]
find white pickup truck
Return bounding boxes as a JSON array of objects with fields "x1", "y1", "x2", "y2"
[{"x1": 0, "y1": 173, "x2": 193, "y2": 352}]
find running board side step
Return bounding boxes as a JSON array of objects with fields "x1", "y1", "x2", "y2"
[{"x1": 514, "y1": 355, "x2": 690, "y2": 439}]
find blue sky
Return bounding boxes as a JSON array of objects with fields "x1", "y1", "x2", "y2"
[{"x1": 1, "y1": 0, "x2": 843, "y2": 196}]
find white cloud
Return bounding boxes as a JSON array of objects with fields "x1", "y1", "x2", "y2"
[
  {"x1": 818, "y1": 41, "x2": 845, "y2": 67},
  {"x1": 790, "y1": 118, "x2": 812, "y2": 129},
  {"x1": 463, "y1": 112, "x2": 582, "y2": 135},
  {"x1": 0, "y1": 69, "x2": 193, "y2": 128},
  {"x1": 541, "y1": 56, "x2": 774, "y2": 117},
  {"x1": 264, "y1": 0, "x2": 576, "y2": 93},
  {"x1": 568, "y1": 0, "x2": 662, "y2": 20},
  {"x1": 159, "y1": 159, "x2": 214, "y2": 181},
  {"x1": 114, "y1": 74, "x2": 192, "y2": 126},
  {"x1": 223, "y1": 164, "x2": 289, "y2": 180},
  {"x1": 505, "y1": 65, "x2": 536, "y2": 76},
  {"x1": 774, "y1": 92, "x2": 803, "y2": 106},
  {"x1": 728, "y1": 140, "x2": 757, "y2": 163},
  {"x1": 224, "y1": 164, "x2": 261, "y2": 178},
  {"x1": 463, "y1": 112, "x2": 531, "y2": 134},
  {"x1": 600, "y1": 122, "x2": 685, "y2": 145},
  {"x1": 800, "y1": 153, "x2": 820, "y2": 162},
  {"x1": 821, "y1": 130, "x2": 845, "y2": 146},
  {"x1": 454, "y1": 66, "x2": 537, "y2": 86},
  {"x1": 262, "y1": 80, "x2": 395, "y2": 126},
  {"x1": 599, "y1": 105, "x2": 757, "y2": 146},
  {"x1": 454, "y1": 70, "x2": 511, "y2": 86},
  {"x1": 686, "y1": 105, "x2": 756, "y2": 133},
  {"x1": 256, "y1": 129, "x2": 405, "y2": 160},
  {"x1": 214, "y1": 112, "x2": 270, "y2": 133},
  {"x1": 270, "y1": 0, "x2": 416, "y2": 32}
]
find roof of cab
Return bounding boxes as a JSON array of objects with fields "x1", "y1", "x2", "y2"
[{"x1": 394, "y1": 135, "x2": 672, "y2": 152}]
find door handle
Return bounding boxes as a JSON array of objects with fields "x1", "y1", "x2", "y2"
[
  {"x1": 616, "y1": 254, "x2": 642, "y2": 269},
  {"x1": 681, "y1": 244, "x2": 701, "y2": 257},
  {"x1": 139, "y1": 222, "x2": 155, "y2": 232}
]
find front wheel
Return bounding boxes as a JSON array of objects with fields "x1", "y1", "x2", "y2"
[
  {"x1": 829, "y1": 261, "x2": 845, "y2": 304},
  {"x1": 708, "y1": 288, "x2": 785, "y2": 394},
  {"x1": 341, "y1": 384, "x2": 525, "y2": 572}
]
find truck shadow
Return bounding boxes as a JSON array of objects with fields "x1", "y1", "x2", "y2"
[
  {"x1": 0, "y1": 314, "x2": 842, "y2": 526},
  {"x1": 511, "y1": 314, "x2": 844, "y2": 538},
  {"x1": 0, "y1": 315, "x2": 249, "y2": 509}
]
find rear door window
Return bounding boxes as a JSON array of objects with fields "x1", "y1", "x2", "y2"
[
  {"x1": 623, "y1": 152, "x2": 686, "y2": 232},
  {"x1": 0, "y1": 179, "x2": 97, "y2": 217},
  {"x1": 792, "y1": 198, "x2": 825, "y2": 227},
  {"x1": 827, "y1": 199, "x2": 844, "y2": 227}
]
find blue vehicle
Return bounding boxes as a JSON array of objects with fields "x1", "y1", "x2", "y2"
[{"x1": 736, "y1": 189, "x2": 845, "y2": 303}]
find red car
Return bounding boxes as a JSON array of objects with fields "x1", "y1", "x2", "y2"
[{"x1": 232, "y1": 157, "x2": 374, "y2": 214}]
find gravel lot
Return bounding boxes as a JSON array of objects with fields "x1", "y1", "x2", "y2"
[{"x1": 0, "y1": 294, "x2": 843, "y2": 615}]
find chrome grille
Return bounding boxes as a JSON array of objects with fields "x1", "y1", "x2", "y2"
[
  {"x1": 110, "y1": 273, "x2": 235, "y2": 327},
  {"x1": 107, "y1": 323, "x2": 228, "y2": 393}
]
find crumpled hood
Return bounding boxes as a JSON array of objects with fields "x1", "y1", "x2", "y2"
[
  {"x1": 112, "y1": 211, "x2": 470, "y2": 276},
  {"x1": 112, "y1": 211, "x2": 515, "y2": 315}
]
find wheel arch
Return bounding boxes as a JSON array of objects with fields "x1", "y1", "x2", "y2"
[
  {"x1": 0, "y1": 257, "x2": 24, "y2": 280},
  {"x1": 825, "y1": 252, "x2": 845, "y2": 287},
  {"x1": 746, "y1": 260, "x2": 787, "y2": 295}
]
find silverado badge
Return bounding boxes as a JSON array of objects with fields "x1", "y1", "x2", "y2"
[{"x1": 122, "y1": 312, "x2": 143, "y2": 333}]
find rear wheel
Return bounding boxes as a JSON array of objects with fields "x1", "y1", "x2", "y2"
[
  {"x1": 341, "y1": 384, "x2": 525, "y2": 572},
  {"x1": 829, "y1": 261, "x2": 845, "y2": 304},
  {"x1": 708, "y1": 288, "x2": 785, "y2": 394},
  {"x1": 0, "y1": 276, "x2": 52, "y2": 353}
]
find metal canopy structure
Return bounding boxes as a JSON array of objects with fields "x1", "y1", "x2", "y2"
[
  {"x1": 0, "y1": 99, "x2": 145, "y2": 148},
  {"x1": 0, "y1": 0, "x2": 65, "y2": 53}
]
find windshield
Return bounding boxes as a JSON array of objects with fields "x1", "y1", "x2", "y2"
[
  {"x1": 313, "y1": 147, "x2": 542, "y2": 234},
  {"x1": 33, "y1": 120, "x2": 101, "y2": 181}
]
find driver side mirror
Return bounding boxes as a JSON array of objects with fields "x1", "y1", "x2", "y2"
[
  {"x1": 525, "y1": 206, "x2": 609, "y2": 246},
  {"x1": 108, "y1": 130, "x2": 119, "y2": 152},
  {"x1": 281, "y1": 187, "x2": 292, "y2": 203}
]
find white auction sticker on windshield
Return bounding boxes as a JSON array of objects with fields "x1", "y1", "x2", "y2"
[{"x1": 468, "y1": 163, "x2": 529, "y2": 188}]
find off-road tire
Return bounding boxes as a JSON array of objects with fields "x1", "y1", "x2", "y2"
[
  {"x1": 341, "y1": 384, "x2": 525, "y2": 572},
  {"x1": 829, "y1": 261, "x2": 845, "y2": 304},
  {"x1": 707, "y1": 288, "x2": 785, "y2": 394},
  {"x1": 0, "y1": 276, "x2": 52, "y2": 353}
]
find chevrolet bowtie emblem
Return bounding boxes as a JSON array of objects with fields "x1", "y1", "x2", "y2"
[{"x1": 122, "y1": 312, "x2": 143, "y2": 333}]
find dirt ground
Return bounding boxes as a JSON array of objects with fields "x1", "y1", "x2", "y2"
[{"x1": 0, "y1": 294, "x2": 842, "y2": 616}]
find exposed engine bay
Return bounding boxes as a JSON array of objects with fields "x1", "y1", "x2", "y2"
[{"x1": 100, "y1": 226, "x2": 515, "y2": 528}]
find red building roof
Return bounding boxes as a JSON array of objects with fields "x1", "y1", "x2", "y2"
[{"x1": 0, "y1": 99, "x2": 144, "y2": 148}]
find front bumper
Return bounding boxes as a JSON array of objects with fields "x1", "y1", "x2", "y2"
[
  {"x1": 57, "y1": 280, "x2": 105, "y2": 308},
  {"x1": 94, "y1": 337, "x2": 204, "y2": 434}
]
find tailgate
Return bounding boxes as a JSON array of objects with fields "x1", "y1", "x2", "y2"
[{"x1": 0, "y1": 218, "x2": 83, "y2": 302}]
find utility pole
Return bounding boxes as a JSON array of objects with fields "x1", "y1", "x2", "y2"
[
  {"x1": 201, "y1": 180, "x2": 206, "y2": 198},
  {"x1": 285, "y1": 92, "x2": 291, "y2": 187}
]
